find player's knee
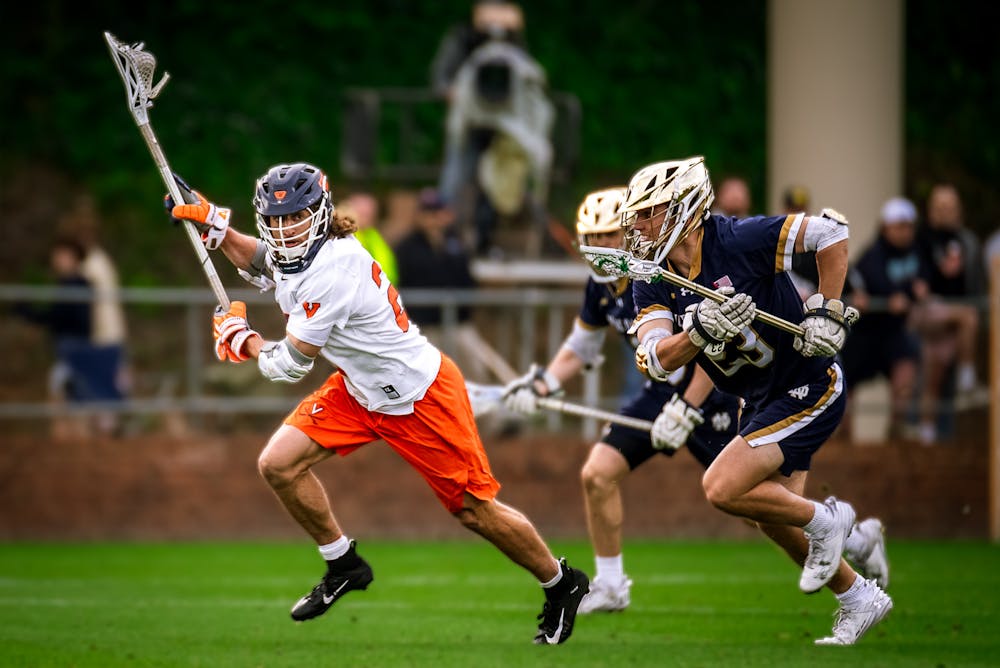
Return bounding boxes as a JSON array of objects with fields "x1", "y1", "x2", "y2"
[
  {"x1": 580, "y1": 454, "x2": 621, "y2": 495},
  {"x1": 702, "y1": 471, "x2": 736, "y2": 511},
  {"x1": 257, "y1": 450, "x2": 295, "y2": 488}
]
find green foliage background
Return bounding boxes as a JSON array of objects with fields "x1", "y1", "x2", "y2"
[{"x1": 1, "y1": 1, "x2": 997, "y2": 286}]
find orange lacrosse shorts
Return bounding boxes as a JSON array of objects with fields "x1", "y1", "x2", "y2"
[{"x1": 285, "y1": 353, "x2": 500, "y2": 513}]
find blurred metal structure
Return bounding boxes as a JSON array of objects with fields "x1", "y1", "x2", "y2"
[{"x1": 340, "y1": 86, "x2": 581, "y2": 185}]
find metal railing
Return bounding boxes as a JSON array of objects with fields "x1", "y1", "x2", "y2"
[
  {"x1": 0, "y1": 281, "x2": 609, "y2": 435},
  {"x1": 2, "y1": 283, "x2": 992, "y2": 443}
]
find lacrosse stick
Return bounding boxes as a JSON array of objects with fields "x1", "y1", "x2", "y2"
[
  {"x1": 578, "y1": 245, "x2": 804, "y2": 336},
  {"x1": 466, "y1": 382, "x2": 653, "y2": 432},
  {"x1": 104, "y1": 32, "x2": 230, "y2": 309}
]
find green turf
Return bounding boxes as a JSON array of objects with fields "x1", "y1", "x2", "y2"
[{"x1": 0, "y1": 539, "x2": 997, "y2": 667}]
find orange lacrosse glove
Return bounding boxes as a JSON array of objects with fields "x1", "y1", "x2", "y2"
[
  {"x1": 212, "y1": 301, "x2": 261, "y2": 362},
  {"x1": 168, "y1": 191, "x2": 231, "y2": 250}
]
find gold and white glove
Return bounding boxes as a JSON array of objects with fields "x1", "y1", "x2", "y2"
[
  {"x1": 793, "y1": 293, "x2": 860, "y2": 357},
  {"x1": 501, "y1": 364, "x2": 562, "y2": 415},
  {"x1": 683, "y1": 286, "x2": 756, "y2": 349},
  {"x1": 651, "y1": 394, "x2": 704, "y2": 451}
]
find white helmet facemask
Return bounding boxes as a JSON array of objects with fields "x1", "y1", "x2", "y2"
[
  {"x1": 575, "y1": 187, "x2": 626, "y2": 283},
  {"x1": 255, "y1": 197, "x2": 332, "y2": 269}
]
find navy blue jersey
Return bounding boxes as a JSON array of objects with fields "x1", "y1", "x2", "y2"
[
  {"x1": 578, "y1": 276, "x2": 636, "y2": 342},
  {"x1": 579, "y1": 275, "x2": 697, "y2": 390},
  {"x1": 632, "y1": 214, "x2": 833, "y2": 408}
]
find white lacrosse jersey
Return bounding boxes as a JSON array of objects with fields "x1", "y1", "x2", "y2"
[{"x1": 273, "y1": 235, "x2": 441, "y2": 414}]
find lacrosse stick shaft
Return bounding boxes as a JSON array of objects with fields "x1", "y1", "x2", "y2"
[
  {"x1": 537, "y1": 397, "x2": 652, "y2": 432},
  {"x1": 652, "y1": 267, "x2": 803, "y2": 336},
  {"x1": 104, "y1": 32, "x2": 230, "y2": 310},
  {"x1": 139, "y1": 125, "x2": 231, "y2": 309},
  {"x1": 578, "y1": 245, "x2": 803, "y2": 336}
]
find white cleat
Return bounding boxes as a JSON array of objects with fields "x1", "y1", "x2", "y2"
[
  {"x1": 815, "y1": 578, "x2": 893, "y2": 645},
  {"x1": 846, "y1": 518, "x2": 890, "y2": 589},
  {"x1": 577, "y1": 576, "x2": 632, "y2": 614},
  {"x1": 800, "y1": 496, "x2": 856, "y2": 594}
]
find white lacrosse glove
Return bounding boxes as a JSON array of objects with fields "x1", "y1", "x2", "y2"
[
  {"x1": 168, "y1": 190, "x2": 231, "y2": 251},
  {"x1": 793, "y1": 293, "x2": 860, "y2": 357},
  {"x1": 212, "y1": 301, "x2": 261, "y2": 362},
  {"x1": 237, "y1": 268, "x2": 276, "y2": 293},
  {"x1": 501, "y1": 364, "x2": 562, "y2": 415},
  {"x1": 651, "y1": 394, "x2": 705, "y2": 451},
  {"x1": 683, "y1": 286, "x2": 757, "y2": 349}
]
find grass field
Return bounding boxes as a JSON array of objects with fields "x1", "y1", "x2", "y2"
[{"x1": 1, "y1": 539, "x2": 997, "y2": 667}]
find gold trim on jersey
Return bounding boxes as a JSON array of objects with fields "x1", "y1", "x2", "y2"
[
  {"x1": 575, "y1": 316, "x2": 603, "y2": 331},
  {"x1": 744, "y1": 365, "x2": 840, "y2": 444},
  {"x1": 774, "y1": 213, "x2": 805, "y2": 274},
  {"x1": 628, "y1": 304, "x2": 674, "y2": 334},
  {"x1": 688, "y1": 227, "x2": 705, "y2": 280}
]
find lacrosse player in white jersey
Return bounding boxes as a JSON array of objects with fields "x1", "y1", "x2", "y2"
[{"x1": 167, "y1": 162, "x2": 588, "y2": 645}]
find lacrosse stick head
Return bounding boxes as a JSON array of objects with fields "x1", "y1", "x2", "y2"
[
  {"x1": 104, "y1": 32, "x2": 171, "y2": 126},
  {"x1": 575, "y1": 187, "x2": 627, "y2": 283},
  {"x1": 620, "y1": 157, "x2": 714, "y2": 266},
  {"x1": 578, "y1": 245, "x2": 667, "y2": 284},
  {"x1": 253, "y1": 163, "x2": 334, "y2": 274}
]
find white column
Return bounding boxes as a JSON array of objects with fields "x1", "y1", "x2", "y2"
[{"x1": 768, "y1": 0, "x2": 903, "y2": 258}]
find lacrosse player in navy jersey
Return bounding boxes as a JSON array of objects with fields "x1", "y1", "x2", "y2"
[
  {"x1": 503, "y1": 187, "x2": 741, "y2": 612},
  {"x1": 619, "y1": 157, "x2": 891, "y2": 645}
]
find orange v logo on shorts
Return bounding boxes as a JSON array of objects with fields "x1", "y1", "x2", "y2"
[{"x1": 303, "y1": 302, "x2": 321, "y2": 318}]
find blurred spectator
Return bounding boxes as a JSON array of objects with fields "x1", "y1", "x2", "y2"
[
  {"x1": 381, "y1": 189, "x2": 419, "y2": 249},
  {"x1": 59, "y1": 194, "x2": 129, "y2": 435},
  {"x1": 394, "y1": 188, "x2": 488, "y2": 382},
  {"x1": 781, "y1": 184, "x2": 819, "y2": 301},
  {"x1": 432, "y1": 1, "x2": 554, "y2": 257},
  {"x1": 341, "y1": 191, "x2": 399, "y2": 285},
  {"x1": 841, "y1": 197, "x2": 928, "y2": 440},
  {"x1": 712, "y1": 176, "x2": 751, "y2": 218},
  {"x1": 911, "y1": 183, "x2": 985, "y2": 444},
  {"x1": 14, "y1": 238, "x2": 94, "y2": 440}
]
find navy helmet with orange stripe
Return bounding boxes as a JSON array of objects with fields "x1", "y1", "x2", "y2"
[{"x1": 253, "y1": 163, "x2": 334, "y2": 274}]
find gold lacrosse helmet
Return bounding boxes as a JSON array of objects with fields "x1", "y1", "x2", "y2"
[
  {"x1": 576, "y1": 187, "x2": 626, "y2": 282},
  {"x1": 620, "y1": 157, "x2": 714, "y2": 266}
]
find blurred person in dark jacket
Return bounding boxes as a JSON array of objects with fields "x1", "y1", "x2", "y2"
[
  {"x1": 842, "y1": 197, "x2": 928, "y2": 439},
  {"x1": 394, "y1": 188, "x2": 489, "y2": 382},
  {"x1": 912, "y1": 183, "x2": 984, "y2": 444},
  {"x1": 14, "y1": 238, "x2": 98, "y2": 440}
]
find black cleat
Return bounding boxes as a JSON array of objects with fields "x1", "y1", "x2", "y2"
[
  {"x1": 290, "y1": 541, "x2": 374, "y2": 622},
  {"x1": 533, "y1": 558, "x2": 589, "y2": 645}
]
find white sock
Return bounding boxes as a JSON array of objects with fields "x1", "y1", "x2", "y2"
[
  {"x1": 540, "y1": 560, "x2": 564, "y2": 588},
  {"x1": 595, "y1": 555, "x2": 625, "y2": 586},
  {"x1": 803, "y1": 501, "x2": 832, "y2": 536},
  {"x1": 835, "y1": 574, "x2": 868, "y2": 608},
  {"x1": 318, "y1": 535, "x2": 351, "y2": 561}
]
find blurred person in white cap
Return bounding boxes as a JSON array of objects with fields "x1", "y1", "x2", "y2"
[{"x1": 842, "y1": 197, "x2": 929, "y2": 440}]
